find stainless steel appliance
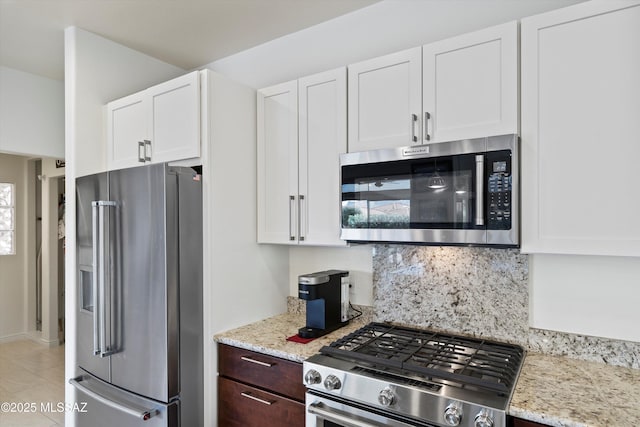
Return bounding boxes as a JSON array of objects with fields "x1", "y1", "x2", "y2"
[
  {"x1": 340, "y1": 134, "x2": 518, "y2": 246},
  {"x1": 298, "y1": 270, "x2": 350, "y2": 338},
  {"x1": 304, "y1": 322, "x2": 524, "y2": 427},
  {"x1": 72, "y1": 163, "x2": 203, "y2": 427}
]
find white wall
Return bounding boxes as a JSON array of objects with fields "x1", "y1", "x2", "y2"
[
  {"x1": 0, "y1": 66, "x2": 64, "y2": 159},
  {"x1": 204, "y1": 71, "x2": 290, "y2": 426},
  {"x1": 64, "y1": 26, "x2": 185, "y2": 427},
  {"x1": 40, "y1": 173, "x2": 61, "y2": 345},
  {"x1": 530, "y1": 254, "x2": 640, "y2": 342},
  {"x1": 208, "y1": 0, "x2": 584, "y2": 89},
  {"x1": 289, "y1": 246, "x2": 373, "y2": 306},
  {"x1": 27, "y1": 159, "x2": 66, "y2": 346},
  {"x1": 0, "y1": 154, "x2": 28, "y2": 340}
]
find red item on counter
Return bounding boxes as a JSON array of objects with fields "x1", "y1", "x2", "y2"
[{"x1": 286, "y1": 334, "x2": 316, "y2": 344}]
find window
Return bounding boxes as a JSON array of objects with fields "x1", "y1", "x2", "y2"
[{"x1": 0, "y1": 183, "x2": 15, "y2": 255}]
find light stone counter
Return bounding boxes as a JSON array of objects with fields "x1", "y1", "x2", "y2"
[
  {"x1": 214, "y1": 314, "x2": 640, "y2": 426},
  {"x1": 510, "y1": 353, "x2": 640, "y2": 426},
  {"x1": 213, "y1": 312, "x2": 369, "y2": 363}
]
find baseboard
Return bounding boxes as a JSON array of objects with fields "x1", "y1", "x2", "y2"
[
  {"x1": 0, "y1": 332, "x2": 29, "y2": 344},
  {"x1": 0, "y1": 331, "x2": 60, "y2": 347},
  {"x1": 26, "y1": 330, "x2": 60, "y2": 347}
]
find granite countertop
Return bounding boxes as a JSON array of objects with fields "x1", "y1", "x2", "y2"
[
  {"x1": 509, "y1": 352, "x2": 640, "y2": 427},
  {"x1": 214, "y1": 312, "x2": 369, "y2": 363},
  {"x1": 214, "y1": 314, "x2": 640, "y2": 427}
]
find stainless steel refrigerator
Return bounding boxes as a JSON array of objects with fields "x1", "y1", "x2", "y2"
[{"x1": 72, "y1": 163, "x2": 203, "y2": 427}]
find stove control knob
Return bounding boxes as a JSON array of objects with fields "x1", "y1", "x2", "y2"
[
  {"x1": 304, "y1": 370, "x2": 321, "y2": 385},
  {"x1": 323, "y1": 375, "x2": 341, "y2": 390},
  {"x1": 474, "y1": 410, "x2": 494, "y2": 427},
  {"x1": 378, "y1": 388, "x2": 395, "y2": 406},
  {"x1": 443, "y1": 403, "x2": 463, "y2": 426}
]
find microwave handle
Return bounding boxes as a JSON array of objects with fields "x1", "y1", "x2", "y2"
[{"x1": 475, "y1": 155, "x2": 484, "y2": 226}]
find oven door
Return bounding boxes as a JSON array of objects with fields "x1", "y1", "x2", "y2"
[{"x1": 306, "y1": 392, "x2": 437, "y2": 427}]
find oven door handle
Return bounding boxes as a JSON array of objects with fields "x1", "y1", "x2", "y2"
[{"x1": 308, "y1": 402, "x2": 384, "y2": 427}]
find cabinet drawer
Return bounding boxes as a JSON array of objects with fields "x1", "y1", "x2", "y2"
[
  {"x1": 218, "y1": 376, "x2": 305, "y2": 427},
  {"x1": 218, "y1": 344, "x2": 305, "y2": 401}
]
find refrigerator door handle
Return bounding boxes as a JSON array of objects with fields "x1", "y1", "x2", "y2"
[
  {"x1": 70, "y1": 376, "x2": 156, "y2": 421},
  {"x1": 91, "y1": 202, "x2": 100, "y2": 355},
  {"x1": 98, "y1": 201, "x2": 107, "y2": 356},
  {"x1": 92, "y1": 200, "x2": 117, "y2": 357}
]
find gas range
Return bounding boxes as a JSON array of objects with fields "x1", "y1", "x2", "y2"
[{"x1": 303, "y1": 322, "x2": 524, "y2": 427}]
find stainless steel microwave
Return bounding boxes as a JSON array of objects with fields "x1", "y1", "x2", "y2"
[{"x1": 340, "y1": 134, "x2": 519, "y2": 246}]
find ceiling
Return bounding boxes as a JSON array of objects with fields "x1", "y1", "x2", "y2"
[{"x1": 0, "y1": 0, "x2": 378, "y2": 81}]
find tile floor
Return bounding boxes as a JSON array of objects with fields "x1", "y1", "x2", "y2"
[{"x1": 0, "y1": 339, "x2": 65, "y2": 426}]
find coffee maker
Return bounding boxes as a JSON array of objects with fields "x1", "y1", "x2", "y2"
[{"x1": 298, "y1": 270, "x2": 349, "y2": 338}]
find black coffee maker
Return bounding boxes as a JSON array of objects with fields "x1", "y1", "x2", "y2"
[{"x1": 298, "y1": 270, "x2": 349, "y2": 338}]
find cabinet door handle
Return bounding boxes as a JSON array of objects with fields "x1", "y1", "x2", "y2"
[
  {"x1": 143, "y1": 140, "x2": 152, "y2": 162},
  {"x1": 424, "y1": 112, "x2": 431, "y2": 141},
  {"x1": 299, "y1": 194, "x2": 305, "y2": 242},
  {"x1": 241, "y1": 356, "x2": 274, "y2": 367},
  {"x1": 138, "y1": 141, "x2": 145, "y2": 163},
  {"x1": 410, "y1": 114, "x2": 418, "y2": 143},
  {"x1": 289, "y1": 195, "x2": 296, "y2": 241},
  {"x1": 240, "y1": 392, "x2": 274, "y2": 406}
]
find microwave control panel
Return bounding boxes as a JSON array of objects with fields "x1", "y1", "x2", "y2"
[{"x1": 486, "y1": 151, "x2": 512, "y2": 230}]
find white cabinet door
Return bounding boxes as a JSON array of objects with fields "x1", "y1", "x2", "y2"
[
  {"x1": 106, "y1": 71, "x2": 201, "y2": 171},
  {"x1": 521, "y1": 1, "x2": 640, "y2": 256},
  {"x1": 257, "y1": 81, "x2": 298, "y2": 244},
  {"x1": 148, "y1": 71, "x2": 200, "y2": 163},
  {"x1": 348, "y1": 47, "x2": 422, "y2": 152},
  {"x1": 298, "y1": 68, "x2": 347, "y2": 246},
  {"x1": 107, "y1": 91, "x2": 148, "y2": 170},
  {"x1": 423, "y1": 21, "x2": 518, "y2": 143}
]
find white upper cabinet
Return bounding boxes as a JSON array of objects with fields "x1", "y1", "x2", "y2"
[
  {"x1": 107, "y1": 70, "x2": 200, "y2": 170},
  {"x1": 298, "y1": 68, "x2": 347, "y2": 246},
  {"x1": 107, "y1": 91, "x2": 148, "y2": 170},
  {"x1": 423, "y1": 21, "x2": 518, "y2": 143},
  {"x1": 521, "y1": 0, "x2": 640, "y2": 256},
  {"x1": 147, "y1": 72, "x2": 200, "y2": 164},
  {"x1": 347, "y1": 22, "x2": 518, "y2": 152},
  {"x1": 257, "y1": 68, "x2": 347, "y2": 246},
  {"x1": 348, "y1": 48, "x2": 422, "y2": 152},
  {"x1": 257, "y1": 81, "x2": 299, "y2": 244}
]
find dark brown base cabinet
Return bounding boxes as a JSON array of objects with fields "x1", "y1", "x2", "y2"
[
  {"x1": 510, "y1": 417, "x2": 549, "y2": 427},
  {"x1": 217, "y1": 344, "x2": 305, "y2": 427}
]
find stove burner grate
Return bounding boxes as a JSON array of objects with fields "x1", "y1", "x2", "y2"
[{"x1": 320, "y1": 322, "x2": 524, "y2": 394}]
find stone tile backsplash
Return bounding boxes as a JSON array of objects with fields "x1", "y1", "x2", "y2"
[
  {"x1": 372, "y1": 245, "x2": 529, "y2": 346},
  {"x1": 369, "y1": 244, "x2": 639, "y2": 369},
  {"x1": 528, "y1": 327, "x2": 640, "y2": 369}
]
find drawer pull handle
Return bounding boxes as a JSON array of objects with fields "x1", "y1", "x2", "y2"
[
  {"x1": 241, "y1": 392, "x2": 274, "y2": 406},
  {"x1": 241, "y1": 356, "x2": 274, "y2": 367}
]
